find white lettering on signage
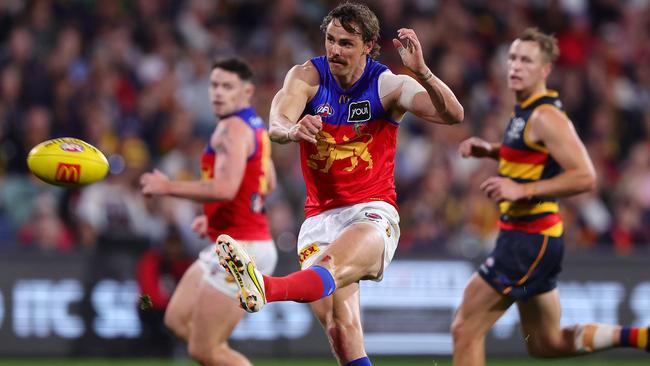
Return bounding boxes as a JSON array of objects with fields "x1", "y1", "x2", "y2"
[
  {"x1": 92, "y1": 280, "x2": 141, "y2": 338},
  {"x1": 630, "y1": 282, "x2": 650, "y2": 326},
  {"x1": 232, "y1": 302, "x2": 312, "y2": 340},
  {"x1": 361, "y1": 261, "x2": 474, "y2": 354},
  {"x1": 13, "y1": 280, "x2": 84, "y2": 338}
]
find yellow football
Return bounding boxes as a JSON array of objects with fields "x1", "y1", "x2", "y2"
[{"x1": 27, "y1": 137, "x2": 109, "y2": 187}]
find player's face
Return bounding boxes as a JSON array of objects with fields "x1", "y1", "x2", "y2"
[
  {"x1": 209, "y1": 68, "x2": 253, "y2": 118},
  {"x1": 324, "y1": 19, "x2": 371, "y2": 77},
  {"x1": 507, "y1": 40, "x2": 551, "y2": 93}
]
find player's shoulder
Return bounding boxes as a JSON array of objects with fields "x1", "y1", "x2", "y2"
[
  {"x1": 285, "y1": 60, "x2": 320, "y2": 87},
  {"x1": 531, "y1": 103, "x2": 569, "y2": 125},
  {"x1": 218, "y1": 114, "x2": 250, "y2": 129},
  {"x1": 529, "y1": 102, "x2": 573, "y2": 136}
]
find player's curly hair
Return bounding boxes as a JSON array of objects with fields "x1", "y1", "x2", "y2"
[
  {"x1": 518, "y1": 27, "x2": 560, "y2": 64},
  {"x1": 211, "y1": 57, "x2": 254, "y2": 81},
  {"x1": 320, "y1": 2, "x2": 381, "y2": 58}
]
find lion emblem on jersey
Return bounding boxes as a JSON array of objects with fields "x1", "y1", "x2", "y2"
[{"x1": 308, "y1": 131, "x2": 373, "y2": 173}]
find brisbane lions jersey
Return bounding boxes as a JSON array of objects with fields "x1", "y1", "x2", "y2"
[
  {"x1": 201, "y1": 107, "x2": 272, "y2": 241},
  {"x1": 301, "y1": 56, "x2": 399, "y2": 217},
  {"x1": 498, "y1": 91, "x2": 565, "y2": 237}
]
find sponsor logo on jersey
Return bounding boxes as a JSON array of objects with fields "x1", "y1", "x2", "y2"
[
  {"x1": 55, "y1": 163, "x2": 81, "y2": 183},
  {"x1": 316, "y1": 103, "x2": 334, "y2": 117},
  {"x1": 506, "y1": 117, "x2": 526, "y2": 141},
  {"x1": 60, "y1": 142, "x2": 84, "y2": 153},
  {"x1": 299, "y1": 243, "x2": 320, "y2": 265},
  {"x1": 347, "y1": 100, "x2": 371, "y2": 123},
  {"x1": 364, "y1": 212, "x2": 383, "y2": 221}
]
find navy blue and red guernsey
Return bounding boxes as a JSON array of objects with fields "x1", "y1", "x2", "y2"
[
  {"x1": 201, "y1": 107, "x2": 272, "y2": 241},
  {"x1": 498, "y1": 91, "x2": 565, "y2": 237},
  {"x1": 301, "y1": 56, "x2": 398, "y2": 217}
]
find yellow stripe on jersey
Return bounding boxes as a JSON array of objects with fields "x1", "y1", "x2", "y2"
[
  {"x1": 519, "y1": 90, "x2": 559, "y2": 109},
  {"x1": 637, "y1": 328, "x2": 648, "y2": 349},
  {"x1": 540, "y1": 221, "x2": 563, "y2": 237},
  {"x1": 498, "y1": 160, "x2": 544, "y2": 180},
  {"x1": 499, "y1": 201, "x2": 559, "y2": 217}
]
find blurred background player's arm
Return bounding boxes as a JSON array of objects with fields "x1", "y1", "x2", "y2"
[
  {"x1": 517, "y1": 106, "x2": 596, "y2": 198},
  {"x1": 268, "y1": 62, "x2": 321, "y2": 144},
  {"x1": 458, "y1": 137, "x2": 501, "y2": 160},
  {"x1": 267, "y1": 159, "x2": 278, "y2": 194},
  {"x1": 140, "y1": 116, "x2": 252, "y2": 202},
  {"x1": 480, "y1": 107, "x2": 596, "y2": 202}
]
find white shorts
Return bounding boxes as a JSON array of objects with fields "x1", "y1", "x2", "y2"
[
  {"x1": 296, "y1": 201, "x2": 400, "y2": 281},
  {"x1": 198, "y1": 239, "x2": 277, "y2": 298}
]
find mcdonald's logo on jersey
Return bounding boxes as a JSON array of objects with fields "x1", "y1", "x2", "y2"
[{"x1": 55, "y1": 163, "x2": 81, "y2": 183}]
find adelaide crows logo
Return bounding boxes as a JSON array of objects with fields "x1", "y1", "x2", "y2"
[{"x1": 316, "y1": 103, "x2": 334, "y2": 118}]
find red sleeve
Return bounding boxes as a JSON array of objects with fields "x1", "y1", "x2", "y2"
[{"x1": 136, "y1": 251, "x2": 170, "y2": 310}]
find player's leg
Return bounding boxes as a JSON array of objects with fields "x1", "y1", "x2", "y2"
[
  {"x1": 218, "y1": 202, "x2": 398, "y2": 313},
  {"x1": 164, "y1": 261, "x2": 203, "y2": 341},
  {"x1": 451, "y1": 274, "x2": 514, "y2": 366},
  {"x1": 187, "y1": 279, "x2": 249, "y2": 366},
  {"x1": 218, "y1": 224, "x2": 381, "y2": 311},
  {"x1": 311, "y1": 282, "x2": 370, "y2": 365},
  {"x1": 518, "y1": 289, "x2": 649, "y2": 357}
]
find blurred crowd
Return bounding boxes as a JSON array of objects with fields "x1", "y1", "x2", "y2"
[{"x1": 1, "y1": 0, "x2": 650, "y2": 260}]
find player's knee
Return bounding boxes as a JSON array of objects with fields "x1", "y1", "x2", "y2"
[
  {"x1": 524, "y1": 333, "x2": 566, "y2": 358},
  {"x1": 163, "y1": 308, "x2": 184, "y2": 337},
  {"x1": 451, "y1": 315, "x2": 471, "y2": 343},
  {"x1": 188, "y1": 341, "x2": 229, "y2": 366}
]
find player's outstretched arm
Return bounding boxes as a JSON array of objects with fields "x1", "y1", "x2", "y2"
[
  {"x1": 392, "y1": 28, "x2": 463, "y2": 125},
  {"x1": 269, "y1": 62, "x2": 321, "y2": 144},
  {"x1": 458, "y1": 137, "x2": 501, "y2": 160},
  {"x1": 266, "y1": 158, "x2": 278, "y2": 194},
  {"x1": 140, "y1": 117, "x2": 251, "y2": 202}
]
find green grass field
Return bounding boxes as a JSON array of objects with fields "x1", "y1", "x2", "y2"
[{"x1": 0, "y1": 358, "x2": 648, "y2": 366}]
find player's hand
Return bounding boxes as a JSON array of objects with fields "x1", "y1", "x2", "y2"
[
  {"x1": 288, "y1": 115, "x2": 322, "y2": 144},
  {"x1": 191, "y1": 214, "x2": 208, "y2": 239},
  {"x1": 140, "y1": 169, "x2": 170, "y2": 196},
  {"x1": 480, "y1": 177, "x2": 526, "y2": 202},
  {"x1": 393, "y1": 28, "x2": 429, "y2": 80},
  {"x1": 459, "y1": 137, "x2": 494, "y2": 158}
]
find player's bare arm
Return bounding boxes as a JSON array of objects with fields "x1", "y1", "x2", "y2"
[
  {"x1": 269, "y1": 62, "x2": 321, "y2": 144},
  {"x1": 191, "y1": 214, "x2": 208, "y2": 239},
  {"x1": 389, "y1": 28, "x2": 464, "y2": 125},
  {"x1": 480, "y1": 107, "x2": 596, "y2": 202},
  {"x1": 140, "y1": 117, "x2": 252, "y2": 202},
  {"x1": 266, "y1": 159, "x2": 278, "y2": 194},
  {"x1": 458, "y1": 137, "x2": 501, "y2": 160}
]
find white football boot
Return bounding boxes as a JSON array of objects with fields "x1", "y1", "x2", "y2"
[{"x1": 216, "y1": 234, "x2": 266, "y2": 312}]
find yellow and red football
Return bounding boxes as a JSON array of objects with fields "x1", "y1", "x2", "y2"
[{"x1": 27, "y1": 137, "x2": 109, "y2": 187}]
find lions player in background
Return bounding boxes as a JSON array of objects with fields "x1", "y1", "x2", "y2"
[
  {"x1": 454, "y1": 28, "x2": 648, "y2": 365},
  {"x1": 215, "y1": 3, "x2": 463, "y2": 365},
  {"x1": 140, "y1": 57, "x2": 277, "y2": 366}
]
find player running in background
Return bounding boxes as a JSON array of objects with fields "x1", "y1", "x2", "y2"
[
  {"x1": 453, "y1": 28, "x2": 648, "y2": 365},
  {"x1": 140, "y1": 57, "x2": 277, "y2": 366},
  {"x1": 215, "y1": 3, "x2": 463, "y2": 365}
]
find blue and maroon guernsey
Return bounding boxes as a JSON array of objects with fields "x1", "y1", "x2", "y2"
[
  {"x1": 201, "y1": 107, "x2": 272, "y2": 241},
  {"x1": 301, "y1": 56, "x2": 398, "y2": 217},
  {"x1": 498, "y1": 91, "x2": 565, "y2": 237}
]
